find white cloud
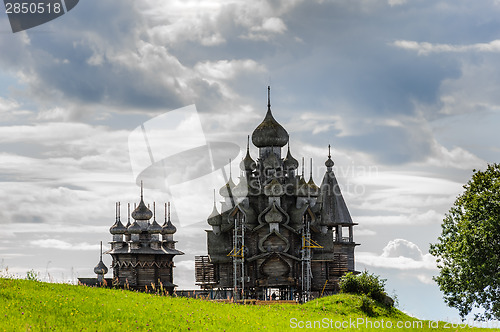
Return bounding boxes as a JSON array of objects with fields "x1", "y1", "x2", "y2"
[
  {"x1": 248, "y1": 17, "x2": 288, "y2": 39},
  {"x1": 194, "y1": 59, "x2": 265, "y2": 81},
  {"x1": 86, "y1": 50, "x2": 105, "y2": 66},
  {"x1": 29, "y1": 239, "x2": 100, "y2": 251},
  {"x1": 416, "y1": 274, "x2": 435, "y2": 285},
  {"x1": 0, "y1": 97, "x2": 32, "y2": 121},
  {"x1": 148, "y1": 20, "x2": 226, "y2": 47},
  {"x1": 354, "y1": 171, "x2": 463, "y2": 196},
  {"x1": 175, "y1": 260, "x2": 195, "y2": 270},
  {"x1": 0, "y1": 96, "x2": 20, "y2": 113},
  {"x1": 174, "y1": 259, "x2": 196, "y2": 289},
  {"x1": 355, "y1": 228, "x2": 377, "y2": 236},
  {"x1": 193, "y1": 59, "x2": 266, "y2": 100},
  {"x1": 427, "y1": 142, "x2": 485, "y2": 170},
  {"x1": 437, "y1": 61, "x2": 500, "y2": 116},
  {"x1": 140, "y1": 0, "x2": 230, "y2": 46},
  {"x1": 388, "y1": 0, "x2": 407, "y2": 6},
  {"x1": 145, "y1": 1, "x2": 294, "y2": 45},
  {"x1": 356, "y1": 210, "x2": 443, "y2": 225},
  {"x1": 3, "y1": 223, "x2": 109, "y2": 237},
  {"x1": 0, "y1": 122, "x2": 124, "y2": 147},
  {"x1": 357, "y1": 192, "x2": 456, "y2": 214},
  {"x1": 357, "y1": 239, "x2": 437, "y2": 270},
  {"x1": 261, "y1": 17, "x2": 287, "y2": 33},
  {"x1": 393, "y1": 39, "x2": 500, "y2": 56},
  {"x1": 286, "y1": 112, "x2": 345, "y2": 136},
  {"x1": 36, "y1": 107, "x2": 73, "y2": 121},
  {"x1": 382, "y1": 238, "x2": 423, "y2": 260},
  {"x1": 358, "y1": 252, "x2": 436, "y2": 269}
]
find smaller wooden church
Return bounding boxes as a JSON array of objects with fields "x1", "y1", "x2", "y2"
[{"x1": 105, "y1": 187, "x2": 184, "y2": 292}]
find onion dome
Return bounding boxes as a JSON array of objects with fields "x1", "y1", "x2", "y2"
[
  {"x1": 110, "y1": 202, "x2": 127, "y2": 234},
  {"x1": 148, "y1": 220, "x2": 162, "y2": 234},
  {"x1": 240, "y1": 152, "x2": 256, "y2": 172},
  {"x1": 325, "y1": 157, "x2": 334, "y2": 168},
  {"x1": 232, "y1": 178, "x2": 249, "y2": 198},
  {"x1": 264, "y1": 178, "x2": 284, "y2": 196},
  {"x1": 162, "y1": 219, "x2": 177, "y2": 235},
  {"x1": 240, "y1": 136, "x2": 257, "y2": 172},
  {"x1": 123, "y1": 220, "x2": 131, "y2": 235},
  {"x1": 162, "y1": 202, "x2": 177, "y2": 235},
  {"x1": 94, "y1": 259, "x2": 108, "y2": 275},
  {"x1": 283, "y1": 145, "x2": 299, "y2": 170},
  {"x1": 128, "y1": 221, "x2": 142, "y2": 234},
  {"x1": 304, "y1": 159, "x2": 320, "y2": 196},
  {"x1": 207, "y1": 202, "x2": 222, "y2": 226},
  {"x1": 296, "y1": 176, "x2": 309, "y2": 196},
  {"x1": 124, "y1": 219, "x2": 131, "y2": 235},
  {"x1": 251, "y1": 87, "x2": 289, "y2": 148},
  {"x1": 148, "y1": 203, "x2": 162, "y2": 234},
  {"x1": 219, "y1": 176, "x2": 235, "y2": 197},
  {"x1": 131, "y1": 183, "x2": 153, "y2": 220},
  {"x1": 94, "y1": 242, "x2": 108, "y2": 275},
  {"x1": 132, "y1": 199, "x2": 153, "y2": 220},
  {"x1": 307, "y1": 176, "x2": 320, "y2": 197},
  {"x1": 124, "y1": 203, "x2": 131, "y2": 235},
  {"x1": 325, "y1": 144, "x2": 334, "y2": 169},
  {"x1": 110, "y1": 220, "x2": 126, "y2": 235}
]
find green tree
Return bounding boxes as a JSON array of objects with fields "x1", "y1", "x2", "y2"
[
  {"x1": 429, "y1": 163, "x2": 500, "y2": 320},
  {"x1": 339, "y1": 271, "x2": 388, "y2": 304}
]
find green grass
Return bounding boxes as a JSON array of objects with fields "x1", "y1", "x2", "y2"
[{"x1": 0, "y1": 278, "x2": 495, "y2": 331}]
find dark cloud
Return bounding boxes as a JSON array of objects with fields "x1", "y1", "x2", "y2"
[
  {"x1": 340, "y1": 124, "x2": 433, "y2": 164},
  {"x1": 0, "y1": 0, "x2": 211, "y2": 112},
  {"x1": 260, "y1": 0, "x2": 465, "y2": 116},
  {"x1": 1, "y1": 0, "x2": 498, "y2": 122}
]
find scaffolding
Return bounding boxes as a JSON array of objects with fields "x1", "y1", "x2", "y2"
[
  {"x1": 301, "y1": 214, "x2": 323, "y2": 302},
  {"x1": 228, "y1": 210, "x2": 245, "y2": 301}
]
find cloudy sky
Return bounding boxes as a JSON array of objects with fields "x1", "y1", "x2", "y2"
[{"x1": 1, "y1": 0, "x2": 499, "y2": 322}]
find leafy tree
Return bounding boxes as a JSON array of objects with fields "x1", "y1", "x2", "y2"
[
  {"x1": 430, "y1": 163, "x2": 500, "y2": 320},
  {"x1": 340, "y1": 271, "x2": 387, "y2": 303}
]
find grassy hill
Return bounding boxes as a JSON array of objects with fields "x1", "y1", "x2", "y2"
[{"x1": 0, "y1": 278, "x2": 493, "y2": 331}]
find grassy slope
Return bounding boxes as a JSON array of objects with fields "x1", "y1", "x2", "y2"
[{"x1": 0, "y1": 278, "x2": 493, "y2": 331}]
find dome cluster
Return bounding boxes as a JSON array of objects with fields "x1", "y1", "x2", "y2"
[
  {"x1": 108, "y1": 185, "x2": 178, "y2": 244},
  {"x1": 207, "y1": 86, "x2": 336, "y2": 223}
]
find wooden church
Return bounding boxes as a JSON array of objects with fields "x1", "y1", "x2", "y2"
[
  {"x1": 105, "y1": 189, "x2": 184, "y2": 292},
  {"x1": 196, "y1": 87, "x2": 358, "y2": 301}
]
